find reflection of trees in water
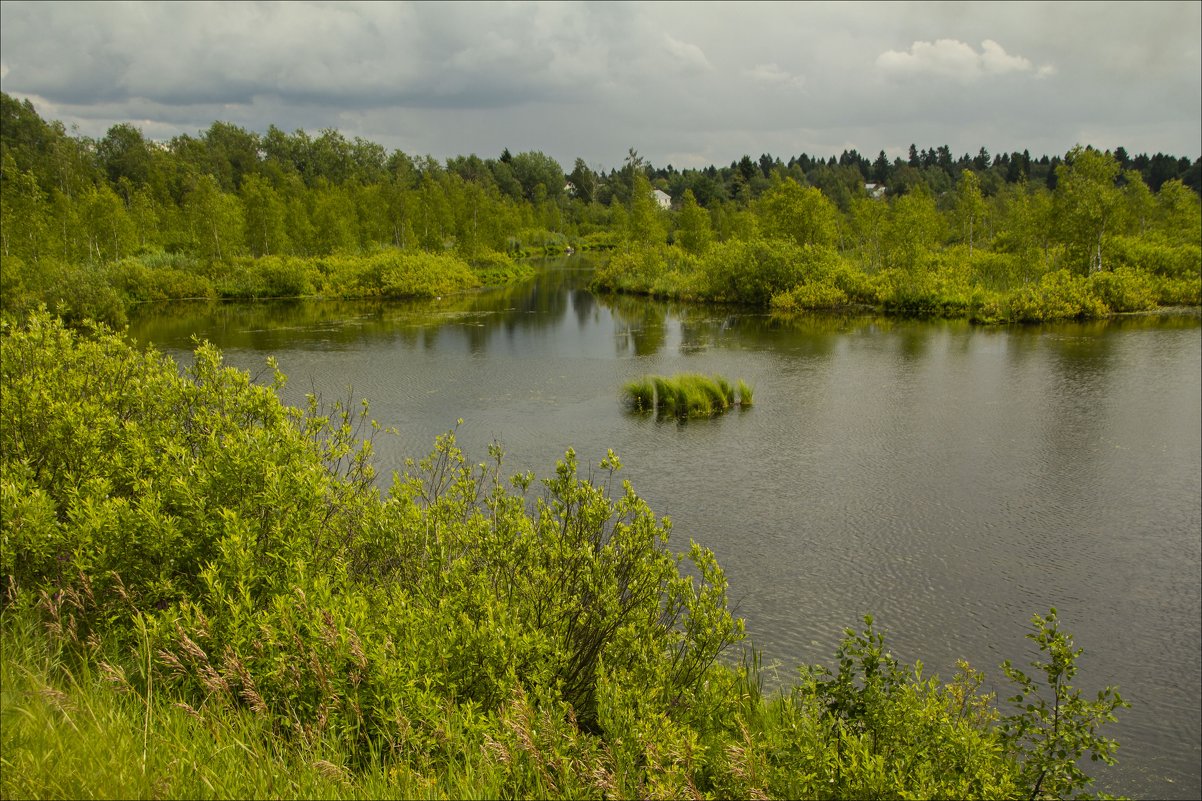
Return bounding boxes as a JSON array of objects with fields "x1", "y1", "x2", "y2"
[
  {"x1": 595, "y1": 292, "x2": 911, "y2": 359},
  {"x1": 128, "y1": 256, "x2": 605, "y2": 356},
  {"x1": 572, "y1": 288, "x2": 596, "y2": 328},
  {"x1": 606, "y1": 293, "x2": 669, "y2": 356}
]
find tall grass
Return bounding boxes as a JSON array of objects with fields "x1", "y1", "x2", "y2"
[
  {"x1": 0, "y1": 606, "x2": 393, "y2": 800},
  {"x1": 623, "y1": 373, "x2": 751, "y2": 418},
  {"x1": 736, "y1": 379, "x2": 755, "y2": 407},
  {"x1": 622, "y1": 376, "x2": 656, "y2": 411}
]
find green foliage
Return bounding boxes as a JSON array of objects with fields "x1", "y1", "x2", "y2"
[
  {"x1": 590, "y1": 244, "x2": 704, "y2": 299},
  {"x1": 701, "y1": 238, "x2": 838, "y2": 306},
  {"x1": 0, "y1": 258, "x2": 128, "y2": 327},
  {"x1": 510, "y1": 228, "x2": 570, "y2": 257},
  {"x1": 1054, "y1": 147, "x2": 1122, "y2": 274},
  {"x1": 1000, "y1": 609, "x2": 1128, "y2": 800},
  {"x1": 465, "y1": 249, "x2": 534, "y2": 286},
  {"x1": 1088, "y1": 267, "x2": 1158, "y2": 313},
  {"x1": 757, "y1": 178, "x2": 841, "y2": 249},
  {"x1": 674, "y1": 188, "x2": 714, "y2": 255},
  {"x1": 622, "y1": 376, "x2": 656, "y2": 411},
  {"x1": 625, "y1": 174, "x2": 668, "y2": 247},
  {"x1": 1107, "y1": 235, "x2": 1201, "y2": 280},
  {"x1": 1005, "y1": 270, "x2": 1108, "y2": 322},
  {"x1": 3, "y1": 91, "x2": 1198, "y2": 329},
  {"x1": 771, "y1": 281, "x2": 849, "y2": 313},
  {"x1": 735, "y1": 379, "x2": 754, "y2": 407}
]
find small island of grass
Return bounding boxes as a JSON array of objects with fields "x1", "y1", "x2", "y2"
[{"x1": 623, "y1": 372, "x2": 753, "y2": 418}]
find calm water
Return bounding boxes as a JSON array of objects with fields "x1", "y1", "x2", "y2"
[{"x1": 129, "y1": 257, "x2": 1202, "y2": 799}]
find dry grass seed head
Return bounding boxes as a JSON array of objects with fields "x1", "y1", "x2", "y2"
[
  {"x1": 199, "y1": 663, "x2": 230, "y2": 696},
  {"x1": 109, "y1": 571, "x2": 130, "y2": 602},
  {"x1": 157, "y1": 648, "x2": 187, "y2": 678},
  {"x1": 99, "y1": 660, "x2": 131, "y2": 691},
  {"x1": 175, "y1": 623, "x2": 210, "y2": 665},
  {"x1": 348, "y1": 629, "x2": 367, "y2": 669},
  {"x1": 320, "y1": 610, "x2": 338, "y2": 648},
  {"x1": 313, "y1": 760, "x2": 348, "y2": 784},
  {"x1": 37, "y1": 686, "x2": 75, "y2": 713},
  {"x1": 77, "y1": 570, "x2": 95, "y2": 604},
  {"x1": 174, "y1": 701, "x2": 203, "y2": 721},
  {"x1": 483, "y1": 734, "x2": 512, "y2": 764}
]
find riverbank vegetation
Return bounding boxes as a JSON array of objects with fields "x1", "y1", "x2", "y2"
[
  {"x1": 623, "y1": 373, "x2": 752, "y2": 418},
  {"x1": 3, "y1": 92, "x2": 1199, "y2": 328},
  {"x1": 591, "y1": 155, "x2": 1201, "y2": 323},
  {"x1": 1, "y1": 313, "x2": 1128, "y2": 798}
]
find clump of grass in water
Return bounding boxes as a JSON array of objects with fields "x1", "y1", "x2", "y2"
[
  {"x1": 623, "y1": 377, "x2": 656, "y2": 411},
  {"x1": 736, "y1": 379, "x2": 754, "y2": 407},
  {"x1": 622, "y1": 373, "x2": 752, "y2": 419}
]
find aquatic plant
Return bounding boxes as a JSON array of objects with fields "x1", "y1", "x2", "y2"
[
  {"x1": 622, "y1": 376, "x2": 656, "y2": 411},
  {"x1": 623, "y1": 372, "x2": 751, "y2": 418},
  {"x1": 736, "y1": 379, "x2": 754, "y2": 407}
]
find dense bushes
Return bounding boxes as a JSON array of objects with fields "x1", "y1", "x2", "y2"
[
  {"x1": 1, "y1": 313, "x2": 1128, "y2": 799},
  {"x1": 0, "y1": 248, "x2": 530, "y2": 326},
  {"x1": 595, "y1": 237, "x2": 1200, "y2": 323}
]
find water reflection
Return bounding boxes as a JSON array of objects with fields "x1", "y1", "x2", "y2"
[{"x1": 130, "y1": 257, "x2": 966, "y2": 362}]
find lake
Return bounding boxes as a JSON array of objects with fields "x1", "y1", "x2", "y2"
[{"x1": 128, "y1": 256, "x2": 1202, "y2": 799}]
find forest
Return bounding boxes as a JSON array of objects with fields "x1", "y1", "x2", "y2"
[
  {"x1": 0, "y1": 92, "x2": 1190, "y2": 799},
  {"x1": 2, "y1": 91, "x2": 1199, "y2": 326}
]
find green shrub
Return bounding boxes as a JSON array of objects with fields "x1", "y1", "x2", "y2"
[
  {"x1": 1004, "y1": 269, "x2": 1108, "y2": 322},
  {"x1": 1108, "y1": 236, "x2": 1202, "y2": 280},
  {"x1": 700, "y1": 238, "x2": 827, "y2": 306},
  {"x1": 105, "y1": 257, "x2": 216, "y2": 303},
  {"x1": 771, "y1": 281, "x2": 849, "y2": 313},
  {"x1": 1152, "y1": 274, "x2": 1202, "y2": 306},
  {"x1": 590, "y1": 244, "x2": 703, "y2": 299},
  {"x1": 1088, "y1": 267, "x2": 1158, "y2": 313},
  {"x1": 465, "y1": 249, "x2": 534, "y2": 286}
]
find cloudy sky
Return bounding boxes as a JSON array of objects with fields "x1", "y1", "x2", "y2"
[{"x1": 2, "y1": 1, "x2": 1199, "y2": 171}]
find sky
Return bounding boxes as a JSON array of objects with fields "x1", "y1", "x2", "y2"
[{"x1": 2, "y1": 1, "x2": 1199, "y2": 172}]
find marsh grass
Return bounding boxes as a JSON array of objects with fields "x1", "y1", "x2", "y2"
[
  {"x1": 736, "y1": 379, "x2": 755, "y2": 407},
  {"x1": 623, "y1": 373, "x2": 751, "y2": 419},
  {"x1": 622, "y1": 377, "x2": 656, "y2": 412}
]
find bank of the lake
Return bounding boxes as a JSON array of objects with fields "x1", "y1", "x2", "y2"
[
  {"x1": 8, "y1": 307, "x2": 1127, "y2": 801},
  {"x1": 114, "y1": 256, "x2": 1202, "y2": 799}
]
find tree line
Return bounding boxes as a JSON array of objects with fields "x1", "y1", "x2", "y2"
[{"x1": 1, "y1": 91, "x2": 1199, "y2": 325}]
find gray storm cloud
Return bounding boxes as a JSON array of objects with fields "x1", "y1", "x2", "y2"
[{"x1": 1, "y1": 1, "x2": 1197, "y2": 168}]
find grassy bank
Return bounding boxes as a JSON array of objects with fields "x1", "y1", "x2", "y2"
[
  {"x1": 1, "y1": 248, "x2": 535, "y2": 328},
  {"x1": 1, "y1": 312, "x2": 1126, "y2": 799},
  {"x1": 590, "y1": 238, "x2": 1201, "y2": 324}
]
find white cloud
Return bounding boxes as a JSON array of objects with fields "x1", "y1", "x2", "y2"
[
  {"x1": 876, "y1": 38, "x2": 1053, "y2": 82},
  {"x1": 663, "y1": 34, "x2": 713, "y2": 72},
  {"x1": 979, "y1": 39, "x2": 1033, "y2": 73},
  {"x1": 744, "y1": 63, "x2": 805, "y2": 89}
]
